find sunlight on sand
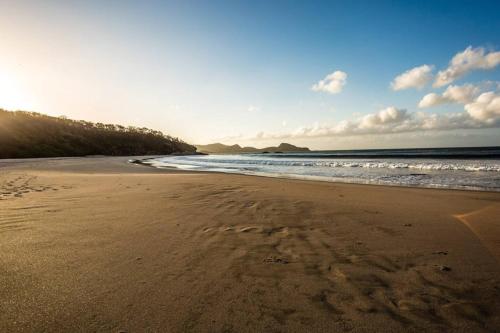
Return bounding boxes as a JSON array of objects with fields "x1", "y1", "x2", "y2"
[{"x1": 454, "y1": 203, "x2": 500, "y2": 261}]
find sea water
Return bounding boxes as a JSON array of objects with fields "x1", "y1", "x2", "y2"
[{"x1": 145, "y1": 147, "x2": 500, "y2": 191}]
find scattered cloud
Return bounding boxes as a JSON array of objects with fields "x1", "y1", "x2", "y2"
[
  {"x1": 259, "y1": 46, "x2": 500, "y2": 142},
  {"x1": 418, "y1": 93, "x2": 445, "y2": 108},
  {"x1": 358, "y1": 107, "x2": 410, "y2": 129},
  {"x1": 418, "y1": 84, "x2": 480, "y2": 108},
  {"x1": 241, "y1": 106, "x2": 499, "y2": 141},
  {"x1": 443, "y1": 84, "x2": 482, "y2": 104},
  {"x1": 464, "y1": 91, "x2": 500, "y2": 124},
  {"x1": 311, "y1": 71, "x2": 347, "y2": 94},
  {"x1": 434, "y1": 46, "x2": 500, "y2": 87},
  {"x1": 391, "y1": 65, "x2": 434, "y2": 90},
  {"x1": 417, "y1": 83, "x2": 499, "y2": 124}
]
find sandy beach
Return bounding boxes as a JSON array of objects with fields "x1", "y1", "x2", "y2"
[{"x1": 1, "y1": 156, "x2": 499, "y2": 332}]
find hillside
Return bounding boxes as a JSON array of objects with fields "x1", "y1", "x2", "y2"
[
  {"x1": 0, "y1": 109, "x2": 196, "y2": 158},
  {"x1": 196, "y1": 142, "x2": 310, "y2": 154}
]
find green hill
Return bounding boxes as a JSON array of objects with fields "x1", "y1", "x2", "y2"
[{"x1": 0, "y1": 109, "x2": 196, "y2": 158}]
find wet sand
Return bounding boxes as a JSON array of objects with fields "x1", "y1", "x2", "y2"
[{"x1": 1, "y1": 156, "x2": 499, "y2": 332}]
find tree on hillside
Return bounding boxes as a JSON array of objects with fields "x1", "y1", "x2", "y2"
[{"x1": 0, "y1": 109, "x2": 196, "y2": 158}]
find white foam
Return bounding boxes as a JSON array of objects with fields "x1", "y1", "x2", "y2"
[{"x1": 149, "y1": 154, "x2": 500, "y2": 191}]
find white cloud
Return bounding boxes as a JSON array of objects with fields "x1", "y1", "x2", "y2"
[
  {"x1": 359, "y1": 107, "x2": 410, "y2": 129},
  {"x1": 417, "y1": 86, "x2": 500, "y2": 125},
  {"x1": 418, "y1": 84, "x2": 480, "y2": 108},
  {"x1": 311, "y1": 71, "x2": 347, "y2": 94},
  {"x1": 443, "y1": 84, "x2": 481, "y2": 104},
  {"x1": 418, "y1": 93, "x2": 446, "y2": 108},
  {"x1": 434, "y1": 46, "x2": 500, "y2": 87},
  {"x1": 391, "y1": 65, "x2": 434, "y2": 90},
  {"x1": 242, "y1": 106, "x2": 499, "y2": 141},
  {"x1": 464, "y1": 91, "x2": 500, "y2": 124}
]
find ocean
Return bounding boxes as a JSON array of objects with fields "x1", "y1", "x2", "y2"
[{"x1": 144, "y1": 146, "x2": 500, "y2": 191}]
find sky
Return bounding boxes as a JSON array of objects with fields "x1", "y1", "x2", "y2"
[{"x1": 0, "y1": 0, "x2": 499, "y2": 150}]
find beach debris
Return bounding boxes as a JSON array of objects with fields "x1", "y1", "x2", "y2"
[
  {"x1": 403, "y1": 223, "x2": 413, "y2": 227},
  {"x1": 264, "y1": 256, "x2": 289, "y2": 264},
  {"x1": 433, "y1": 251, "x2": 448, "y2": 255}
]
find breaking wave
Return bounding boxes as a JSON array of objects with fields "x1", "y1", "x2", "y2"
[{"x1": 144, "y1": 148, "x2": 500, "y2": 191}]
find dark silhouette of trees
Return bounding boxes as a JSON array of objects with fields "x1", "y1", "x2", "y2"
[{"x1": 0, "y1": 109, "x2": 196, "y2": 158}]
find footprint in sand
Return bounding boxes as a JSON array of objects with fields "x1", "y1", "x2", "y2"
[
  {"x1": 263, "y1": 256, "x2": 289, "y2": 264},
  {"x1": 436, "y1": 265, "x2": 452, "y2": 271},
  {"x1": 239, "y1": 226, "x2": 260, "y2": 233}
]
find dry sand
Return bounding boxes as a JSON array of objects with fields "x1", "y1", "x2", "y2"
[{"x1": 1, "y1": 156, "x2": 499, "y2": 332}]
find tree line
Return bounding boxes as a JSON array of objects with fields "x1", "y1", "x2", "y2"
[{"x1": 0, "y1": 109, "x2": 196, "y2": 158}]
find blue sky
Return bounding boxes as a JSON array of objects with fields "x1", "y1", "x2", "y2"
[{"x1": 0, "y1": 0, "x2": 499, "y2": 149}]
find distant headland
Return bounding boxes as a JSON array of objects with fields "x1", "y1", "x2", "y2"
[{"x1": 195, "y1": 142, "x2": 310, "y2": 154}]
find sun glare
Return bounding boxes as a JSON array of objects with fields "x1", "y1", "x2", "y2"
[{"x1": 0, "y1": 70, "x2": 35, "y2": 111}]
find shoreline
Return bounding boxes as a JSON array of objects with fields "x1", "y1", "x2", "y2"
[
  {"x1": 134, "y1": 156, "x2": 500, "y2": 194},
  {"x1": 2, "y1": 155, "x2": 500, "y2": 195}
]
